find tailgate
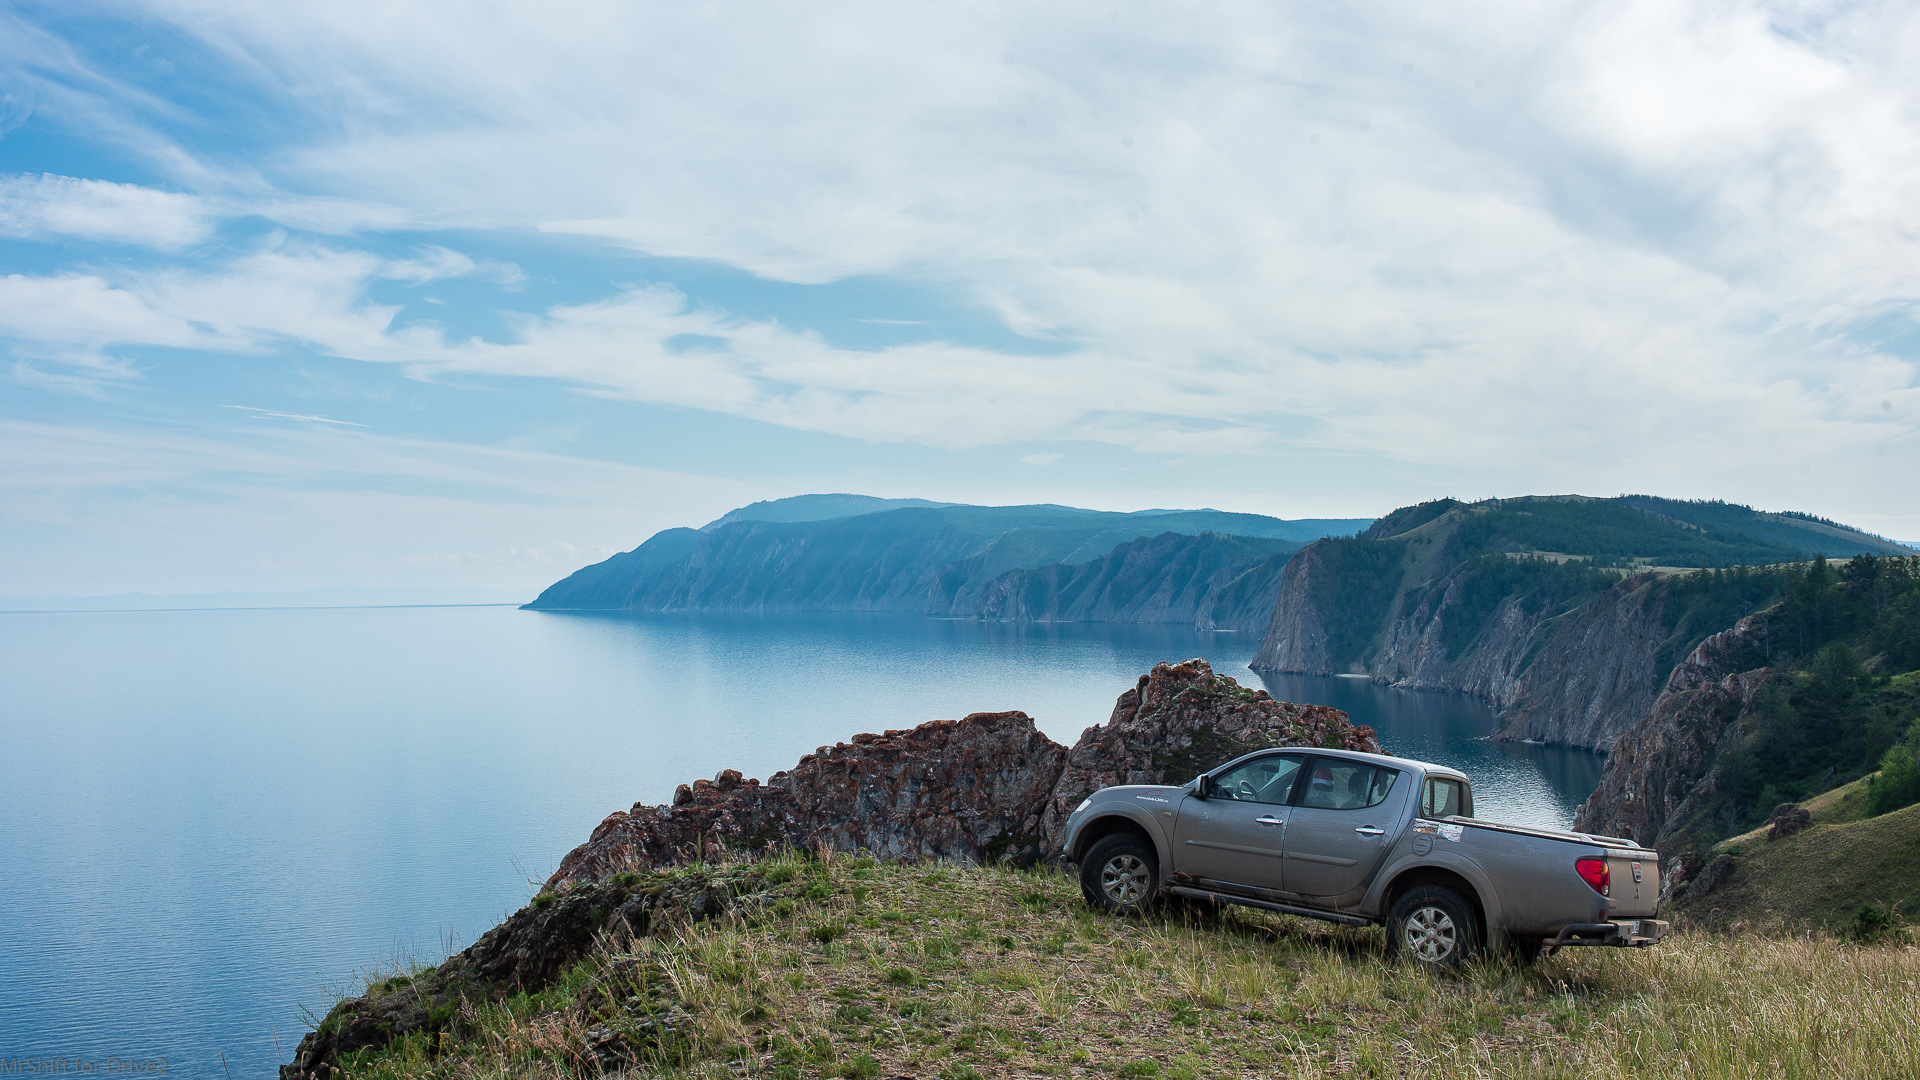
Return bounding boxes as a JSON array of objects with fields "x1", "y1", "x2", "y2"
[{"x1": 1607, "y1": 851, "x2": 1659, "y2": 916}]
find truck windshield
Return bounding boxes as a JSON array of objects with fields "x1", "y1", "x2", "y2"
[{"x1": 1421, "y1": 777, "x2": 1472, "y2": 819}]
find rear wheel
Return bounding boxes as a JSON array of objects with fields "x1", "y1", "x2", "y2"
[
  {"x1": 1385, "y1": 886, "x2": 1481, "y2": 968},
  {"x1": 1506, "y1": 935, "x2": 1544, "y2": 966},
  {"x1": 1080, "y1": 833, "x2": 1160, "y2": 916}
]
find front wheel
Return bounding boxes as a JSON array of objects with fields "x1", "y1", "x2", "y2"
[
  {"x1": 1385, "y1": 885, "x2": 1481, "y2": 968},
  {"x1": 1080, "y1": 833, "x2": 1160, "y2": 915}
]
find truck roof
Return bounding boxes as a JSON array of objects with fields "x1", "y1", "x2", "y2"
[{"x1": 1220, "y1": 745, "x2": 1467, "y2": 783}]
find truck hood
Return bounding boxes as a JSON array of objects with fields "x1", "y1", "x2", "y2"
[{"x1": 1087, "y1": 784, "x2": 1183, "y2": 804}]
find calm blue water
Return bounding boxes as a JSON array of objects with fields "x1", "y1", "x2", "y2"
[{"x1": 0, "y1": 606, "x2": 1601, "y2": 1077}]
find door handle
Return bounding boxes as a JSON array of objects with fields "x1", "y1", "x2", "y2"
[
  {"x1": 1255, "y1": 816, "x2": 1283, "y2": 826},
  {"x1": 1354, "y1": 825, "x2": 1385, "y2": 836}
]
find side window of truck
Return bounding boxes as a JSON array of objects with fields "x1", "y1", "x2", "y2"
[
  {"x1": 1208, "y1": 755, "x2": 1304, "y2": 804},
  {"x1": 1420, "y1": 777, "x2": 1473, "y2": 819},
  {"x1": 1298, "y1": 759, "x2": 1399, "y2": 810}
]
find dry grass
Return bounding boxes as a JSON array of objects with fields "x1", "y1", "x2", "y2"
[{"x1": 334, "y1": 854, "x2": 1920, "y2": 1080}]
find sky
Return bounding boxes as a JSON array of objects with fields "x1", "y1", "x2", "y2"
[{"x1": 1, "y1": 0, "x2": 1916, "y2": 597}]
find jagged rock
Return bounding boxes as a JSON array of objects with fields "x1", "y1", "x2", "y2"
[
  {"x1": 1573, "y1": 616, "x2": 1775, "y2": 853},
  {"x1": 1766, "y1": 803, "x2": 1812, "y2": 841},
  {"x1": 549, "y1": 660, "x2": 1375, "y2": 887},
  {"x1": 550, "y1": 711, "x2": 1067, "y2": 885}
]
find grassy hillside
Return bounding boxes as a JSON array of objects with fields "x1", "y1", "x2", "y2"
[
  {"x1": 1692, "y1": 782, "x2": 1920, "y2": 933},
  {"x1": 313, "y1": 854, "x2": 1919, "y2": 1080}
]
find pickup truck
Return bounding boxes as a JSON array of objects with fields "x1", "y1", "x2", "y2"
[{"x1": 1062, "y1": 746, "x2": 1668, "y2": 966}]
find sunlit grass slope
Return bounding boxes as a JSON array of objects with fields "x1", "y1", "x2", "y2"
[
  {"x1": 1700, "y1": 775, "x2": 1920, "y2": 933},
  {"x1": 327, "y1": 854, "x2": 1919, "y2": 1080}
]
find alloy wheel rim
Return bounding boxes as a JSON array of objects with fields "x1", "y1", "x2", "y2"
[
  {"x1": 1101, "y1": 854, "x2": 1149, "y2": 904},
  {"x1": 1405, "y1": 906, "x2": 1457, "y2": 962}
]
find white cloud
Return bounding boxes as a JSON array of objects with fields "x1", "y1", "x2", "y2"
[
  {"x1": 379, "y1": 246, "x2": 526, "y2": 286},
  {"x1": 0, "y1": 173, "x2": 214, "y2": 248},
  {"x1": 2, "y1": 1, "x2": 1917, "y2": 510}
]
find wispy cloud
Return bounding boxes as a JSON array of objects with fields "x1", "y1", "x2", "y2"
[
  {"x1": 0, "y1": 173, "x2": 214, "y2": 248},
  {"x1": 221, "y1": 404, "x2": 366, "y2": 427}
]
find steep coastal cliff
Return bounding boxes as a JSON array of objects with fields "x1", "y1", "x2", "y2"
[
  {"x1": 1250, "y1": 495, "x2": 1897, "y2": 750},
  {"x1": 1572, "y1": 617, "x2": 1775, "y2": 853},
  {"x1": 526, "y1": 499, "x2": 1360, "y2": 628},
  {"x1": 1575, "y1": 555, "x2": 1920, "y2": 863}
]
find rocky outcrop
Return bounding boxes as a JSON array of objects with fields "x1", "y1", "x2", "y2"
[
  {"x1": 1765, "y1": 803, "x2": 1812, "y2": 841},
  {"x1": 969, "y1": 532, "x2": 1295, "y2": 631},
  {"x1": 550, "y1": 711, "x2": 1069, "y2": 884},
  {"x1": 549, "y1": 659, "x2": 1378, "y2": 887},
  {"x1": 1572, "y1": 617, "x2": 1775, "y2": 853}
]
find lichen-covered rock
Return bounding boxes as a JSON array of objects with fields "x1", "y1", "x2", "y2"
[
  {"x1": 548, "y1": 660, "x2": 1376, "y2": 887},
  {"x1": 550, "y1": 711, "x2": 1069, "y2": 885},
  {"x1": 1036, "y1": 658, "x2": 1377, "y2": 850}
]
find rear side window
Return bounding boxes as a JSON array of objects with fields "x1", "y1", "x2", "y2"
[
  {"x1": 1421, "y1": 777, "x2": 1473, "y2": 819},
  {"x1": 1298, "y1": 758, "x2": 1399, "y2": 810}
]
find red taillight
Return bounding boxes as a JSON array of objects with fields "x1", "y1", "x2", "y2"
[{"x1": 1575, "y1": 857, "x2": 1610, "y2": 897}]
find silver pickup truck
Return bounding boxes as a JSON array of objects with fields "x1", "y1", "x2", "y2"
[{"x1": 1062, "y1": 746, "x2": 1668, "y2": 966}]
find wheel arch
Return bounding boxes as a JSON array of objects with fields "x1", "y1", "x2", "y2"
[
  {"x1": 1069, "y1": 812, "x2": 1167, "y2": 875},
  {"x1": 1381, "y1": 866, "x2": 1490, "y2": 948}
]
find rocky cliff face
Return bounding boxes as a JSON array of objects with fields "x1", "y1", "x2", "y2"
[
  {"x1": 1572, "y1": 617, "x2": 1775, "y2": 853},
  {"x1": 968, "y1": 532, "x2": 1294, "y2": 631},
  {"x1": 1494, "y1": 576, "x2": 1675, "y2": 748},
  {"x1": 1363, "y1": 569, "x2": 1678, "y2": 751},
  {"x1": 549, "y1": 659, "x2": 1378, "y2": 887},
  {"x1": 1251, "y1": 542, "x2": 1334, "y2": 672},
  {"x1": 1254, "y1": 542, "x2": 1674, "y2": 751}
]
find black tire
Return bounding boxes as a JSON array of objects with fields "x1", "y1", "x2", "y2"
[
  {"x1": 1385, "y1": 885, "x2": 1481, "y2": 968},
  {"x1": 1080, "y1": 832, "x2": 1160, "y2": 915},
  {"x1": 1506, "y1": 935, "x2": 1544, "y2": 966}
]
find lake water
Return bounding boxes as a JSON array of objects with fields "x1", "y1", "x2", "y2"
[{"x1": 0, "y1": 605, "x2": 1602, "y2": 1078}]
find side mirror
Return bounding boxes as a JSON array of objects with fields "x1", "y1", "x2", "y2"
[{"x1": 1193, "y1": 774, "x2": 1211, "y2": 799}]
